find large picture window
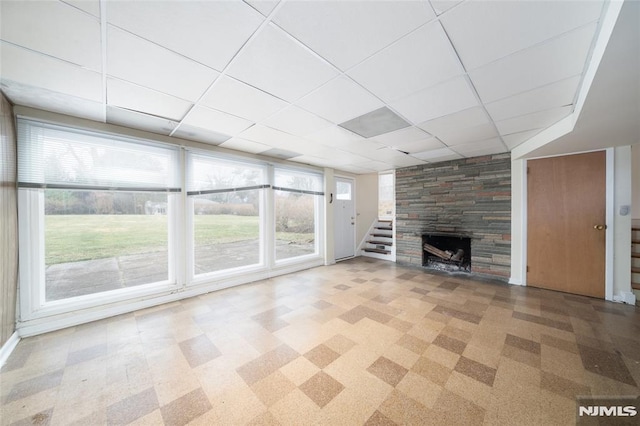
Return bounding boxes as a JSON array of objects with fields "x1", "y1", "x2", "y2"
[
  {"x1": 17, "y1": 118, "x2": 325, "y2": 326},
  {"x1": 187, "y1": 152, "x2": 266, "y2": 276},
  {"x1": 273, "y1": 168, "x2": 323, "y2": 261},
  {"x1": 44, "y1": 190, "x2": 170, "y2": 301},
  {"x1": 17, "y1": 119, "x2": 179, "y2": 307}
]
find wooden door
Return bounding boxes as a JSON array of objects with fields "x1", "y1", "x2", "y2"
[{"x1": 527, "y1": 151, "x2": 606, "y2": 298}]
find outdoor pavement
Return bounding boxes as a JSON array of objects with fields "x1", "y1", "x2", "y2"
[{"x1": 45, "y1": 240, "x2": 314, "y2": 301}]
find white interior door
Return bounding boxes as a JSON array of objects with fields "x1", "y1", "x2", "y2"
[{"x1": 334, "y1": 177, "x2": 355, "y2": 260}]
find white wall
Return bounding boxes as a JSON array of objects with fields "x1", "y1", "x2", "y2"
[
  {"x1": 612, "y1": 146, "x2": 632, "y2": 300},
  {"x1": 355, "y1": 173, "x2": 379, "y2": 248},
  {"x1": 509, "y1": 159, "x2": 526, "y2": 286},
  {"x1": 632, "y1": 145, "x2": 640, "y2": 219}
]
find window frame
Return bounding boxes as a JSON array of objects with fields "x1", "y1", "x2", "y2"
[
  {"x1": 272, "y1": 165, "x2": 325, "y2": 265},
  {"x1": 17, "y1": 120, "x2": 181, "y2": 320},
  {"x1": 15, "y1": 114, "x2": 327, "y2": 328}
]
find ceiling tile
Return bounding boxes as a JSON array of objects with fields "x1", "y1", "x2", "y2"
[
  {"x1": 469, "y1": 23, "x2": 598, "y2": 103},
  {"x1": 263, "y1": 105, "x2": 332, "y2": 136},
  {"x1": 451, "y1": 137, "x2": 506, "y2": 157},
  {"x1": 200, "y1": 76, "x2": 288, "y2": 122},
  {"x1": 385, "y1": 155, "x2": 428, "y2": 168},
  {"x1": 296, "y1": 76, "x2": 383, "y2": 124},
  {"x1": 305, "y1": 125, "x2": 365, "y2": 148},
  {"x1": 364, "y1": 148, "x2": 427, "y2": 168},
  {"x1": 495, "y1": 105, "x2": 573, "y2": 136},
  {"x1": 226, "y1": 24, "x2": 339, "y2": 102},
  {"x1": 182, "y1": 105, "x2": 253, "y2": 136},
  {"x1": 1, "y1": 0, "x2": 101, "y2": 70},
  {"x1": 107, "y1": 78, "x2": 192, "y2": 122},
  {"x1": 338, "y1": 139, "x2": 386, "y2": 155},
  {"x1": 239, "y1": 124, "x2": 317, "y2": 154},
  {"x1": 219, "y1": 137, "x2": 272, "y2": 155},
  {"x1": 259, "y1": 148, "x2": 301, "y2": 160},
  {"x1": 502, "y1": 129, "x2": 542, "y2": 150},
  {"x1": 272, "y1": 0, "x2": 435, "y2": 70},
  {"x1": 412, "y1": 147, "x2": 462, "y2": 162},
  {"x1": 485, "y1": 75, "x2": 581, "y2": 122},
  {"x1": 348, "y1": 21, "x2": 463, "y2": 103},
  {"x1": 429, "y1": 1, "x2": 462, "y2": 16},
  {"x1": 322, "y1": 151, "x2": 373, "y2": 167},
  {"x1": 390, "y1": 76, "x2": 478, "y2": 124},
  {"x1": 173, "y1": 124, "x2": 231, "y2": 146},
  {"x1": 107, "y1": 26, "x2": 218, "y2": 102},
  {"x1": 436, "y1": 122, "x2": 498, "y2": 147},
  {"x1": 363, "y1": 147, "x2": 405, "y2": 161},
  {"x1": 339, "y1": 107, "x2": 410, "y2": 138},
  {"x1": 106, "y1": 106, "x2": 178, "y2": 136},
  {"x1": 1, "y1": 42, "x2": 102, "y2": 102},
  {"x1": 353, "y1": 160, "x2": 394, "y2": 172},
  {"x1": 107, "y1": 0, "x2": 264, "y2": 71},
  {"x1": 441, "y1": 0, "x2": 603, "y2": 70},
  {"x1": 391, "y1": 137, "x2": 446, "y2": 154},
  {"x1": 418, "y1": 106, "x2": 489, "y2": 135},
  {"x1": 1, "y1": 80, "x2": 104, "y2": 122},
  {"x1": 371, "y1": 126, "x2": 432, "y2": 146},
  {"x1": 289, "y1": 155, "x2": 333, "y2": 169},
  {"x1": 63, "y1": 0, "x2": 101, "y2": 17},
  {"x1": 336, "y1": 164, "x2": 376, "y2": 174},
  {"x1": 245, "y1": 1, "x2": 280, "y2": 17}
]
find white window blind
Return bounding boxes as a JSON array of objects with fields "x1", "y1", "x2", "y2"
[
  {"x1": 273, "y1": 167, "x2": 324, "y2": 195},
  {"x1": 186, "y1": 151, "x2": 268, "y2": 195},
  {"x1": 17, "y1": 119, "x2": 180, "y2": 192}
]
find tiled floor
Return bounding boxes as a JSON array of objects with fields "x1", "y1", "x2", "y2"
[{"x1": 2, "y1": 257, "x2": 639, "y2": 425}]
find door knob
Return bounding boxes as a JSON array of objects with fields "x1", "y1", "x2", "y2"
[{"x1": 593, "y1": 225, "x2": 606, "y2": 230}]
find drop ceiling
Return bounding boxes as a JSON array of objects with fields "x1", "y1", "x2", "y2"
[{"x1": 0, "y1": 0, "x2": 634, "y2": 174}]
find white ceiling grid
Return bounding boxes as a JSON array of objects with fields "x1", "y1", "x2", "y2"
[{"x1": 0, "y1": 0, "x2": 607, "y2": 174}]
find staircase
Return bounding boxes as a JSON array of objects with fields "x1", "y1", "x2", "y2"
[
  {"x1": 632, "y1": 226, "x2": 640, "y2": 294},
  {"x1": 363, "y1": 219, "x2": 395, "y2": 260}
]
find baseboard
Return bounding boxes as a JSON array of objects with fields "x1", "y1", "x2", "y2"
[{"x1": 0, "y1": 331, "x2": 20, "y2": 368}]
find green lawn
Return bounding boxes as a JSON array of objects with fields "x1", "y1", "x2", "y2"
[{"x1": 45, "y1": 214, "x2": 312, "y2": 265}]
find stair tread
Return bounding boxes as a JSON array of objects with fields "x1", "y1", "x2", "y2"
[
  {"x1": 632, "y1": 253, "x2": 640, "y2": 258},
  {"x1": 633, "y1": 240, "x2": 640, "y2": 244},
  {"x1": 632, "y1": 267, "x2": 640, "y2": 273},
  {"x1": 368, "y1": 240, "x2": 393, "y2": 246},
  {"x1": 364, "y1": 248, "x2": 391, "y2": 254},
  {"x1": 633, "y1": 283, "x2": 640, "y2": 290},
  {"x1": 375, "y1": 226, "x2": 393, "y2": 231}
]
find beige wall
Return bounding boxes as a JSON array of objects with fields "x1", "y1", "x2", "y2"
[
  {"x1": 0, "y1": 92, "x2": 18, "y2": 347},
  {"x1": 355, "y1": 173, "x2": 379, "y2": 248}
]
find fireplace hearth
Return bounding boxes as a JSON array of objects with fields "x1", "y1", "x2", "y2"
[{"x1": 422, "y1": 234, "x2": 471, "y2": 273}]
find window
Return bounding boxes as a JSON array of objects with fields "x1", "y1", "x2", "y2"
[
  {"x1": 187, "y1": 152, "x2": 266, "y2": 275},
  {"x1": 273, "y1": 168, "x2": 323, "y2": 261},
  {"x1": 378, "y1": 172, "x2": 394, "y2": 218},
  {"x1": 16, "y1": 118, "x2": 326, "y2": 325},
  {"x1": 336, "y1": 180, "x2": 352, "y2": 200},
  {"x1": 18, "y1": 119, "x2": 179, "y2": 308}
]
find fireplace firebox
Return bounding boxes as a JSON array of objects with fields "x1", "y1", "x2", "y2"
[{"x1": 422, "y1": 234, "x2": 471, "y2": 273}]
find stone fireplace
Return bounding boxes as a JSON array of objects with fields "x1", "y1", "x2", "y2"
[
  {"x1": 395, "y1": 154, "x2": 511, "y2": 281},
  {"x1": 422, "y1": 233, "x2": 471, "y2": 273}
]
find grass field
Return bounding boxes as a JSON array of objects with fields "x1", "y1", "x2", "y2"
[{"x1": 45, "y1": 214, "x2": 313, "y2": 265}]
